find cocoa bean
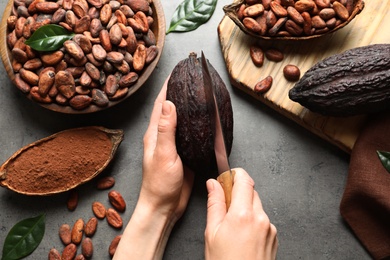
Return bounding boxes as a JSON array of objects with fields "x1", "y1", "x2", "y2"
[
  {"x1": 15, "y1": 74, "x2": 31, "y2": 93},
  {"x1": 85, "y1": 62, "x2": 101, "y2": 81},
  {"x1": 62, "y1": 243, "x2": 77, "y2": 260},
  {"x1": 71, "y1": 218, "x2": 84, "y2": 244},
  {"x1": 75, "y1": 254, "x2": 86, "y2": 260},
  {"x1": 92, "y1": 88, "x2": 109, "y2": 107},
  {"x1": 105, "y1": 74, "x2": 119, "y2": 96},
  {"x1": 19, "y1": 68, "x2": 39, "y2": 85},
  {"x1": 333, "y1": 1, "x2": 349, "y2": 21},
  {"x1": 270, "y1": 1, "x2": 288, "y2": 17},
  {"x1": 12, "y1": 48, "x2": 28, "y2": 63},
  {"x1": 66, "y1": 189, "x2": 79, "y2": 211},
  {"x1": 85, "y1": 217, "x2": 98, "y2": 237},
  {"x1": 250, "y1": 45, "x2": 264, "y2": 67},
  {"x1": 106, "y1": 208, "x2": 123, "y2": 228},
  {"x1": 145, "y1": 45, "x2": 158, "y2": 65},
  {"x1": 30, "y1": 86, "x2": 52, "y2": 103},
  {"x1": 59, "y1": 224, "x2": 72, "y2": 245},
  {"x1": 109, "y1": 24, "x2": 122, "y2": 45},
  {"x1": 100, "y1": 4, "x2": 112, "y2": 25},
  {"x1": 109, "y1": 235, "x2": 122, "y2": 257},
  {"x1": 64, "y1": 40, "x2": 85, "y2": 60},
  {"x1": 92, "y1": 201, "x2": 106, "y2": 219},
  {"x1": 108, "y1": 190, "x2": 126, "y2": 212},
  {"x1": 41, "y1": 51, "x2": 64, "y2": 66},
  {"x1": 96, "y1": 176, "x2": 115, "y2": 189},
  {"x1": 133, "y1": 44, "x2": 146, "y2": 71},
  {"x1": 69, "y1": 94, "x2": 92, "y2": 109},
  {"x1": 48, "y1": 248, "x2": 61, "y2": 260},
  {"x1": 81, "y1": 237, "x2": 93, "y2": 258},
  {"x1": 283, "y1": 64, "x2": 301, "y2": 81},
  {"x1": 108, "y1": 86, "x2": 128, "y2": 100},
  {"x1": 254, "y1": 76, "x2": 273, "y2": 94},
  {"x1": 24, "y1": 58, "x2": 42, "y2": 70},
  {"x1": 265, "y1": 48, "x2": 284, "y2": 62},
  {"x1": 243, "y1": 4, "x2": 264, "y2": 17}
]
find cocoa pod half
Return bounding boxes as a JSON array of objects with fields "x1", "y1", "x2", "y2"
[
  {"x1": 289, "y1": 44, "x2": 390, "y2": 117},
  {"x1": 166, "y1": 52, "x2": 233, "y2": 175}
]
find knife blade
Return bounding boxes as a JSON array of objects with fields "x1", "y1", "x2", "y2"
[{"x1": 201, "y1": 51, "x2": 235, "y2": 210}]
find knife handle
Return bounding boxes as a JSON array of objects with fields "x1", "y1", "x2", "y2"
[{"x1": 217, "y1": 170, "x2": 236, "y2": 210}]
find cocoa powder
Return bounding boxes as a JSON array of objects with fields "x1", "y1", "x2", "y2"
[{"x1": 2, "y1": 128, "x2": 112, "y2": 194}]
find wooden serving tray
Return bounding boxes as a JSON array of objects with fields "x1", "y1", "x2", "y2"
[{"x1": 218, "y1": 0, "x2": 390, "y2": 153}]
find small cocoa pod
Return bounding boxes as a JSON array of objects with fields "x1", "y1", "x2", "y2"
[
  {"x1": 108, "y1": 190, "x2": 126, "y2": 212},
  {"x1": 109, "y1": 234, "x2": 122, "y2": 257},
  {"x1": 48, "y1": 248, "x2": 61, "y2": 260},
  {"x1": 59, "y1": 224, "x2": 72, "y2": 245},
  {"x1": 166, "y1": 52, "x2": 233, "y2": 174},
  {"x1": 71, "y1": 218, "x2": 84, "y2": 244},
  {"x1": 81, "y1": 237, "x2": 93, "y2": 258},
  {"x1": 106, "y1": 208, "x2": 123, "y2": 228},
  {"x1": 62, "y1": 243, "x2": 77, "y2": 260},
  {"x1": 92, "y1": 201, "x2": 106, "y2": 219}
]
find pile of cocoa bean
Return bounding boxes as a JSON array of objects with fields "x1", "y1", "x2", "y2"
[
  {"x1": 6, "y1": 0, "x2": 159, "y2": 110},
  {"x1": 236, "y1": 0, "x2": 354, "y2": 37},
  {"x1": 48, "y1": 176, "x2": 124, "y2": 259}
]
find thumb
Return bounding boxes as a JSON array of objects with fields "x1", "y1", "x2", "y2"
[
  {"x1": 155, "y1": 100, "x2": 177, "y2": 154},
  {"x1": 205, "y1": 179, "x2": 227, "y2": 234}
]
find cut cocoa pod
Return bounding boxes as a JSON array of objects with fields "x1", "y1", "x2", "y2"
[
  {"x1": 0, "y1": 126, "x2": 124, "y2": 195},
  {"x1": 166, "y1": 52, "x2": 233, "y2": 175},
  {"x1": 289, "y1": 44, "x2": 390, "y2": 117}
]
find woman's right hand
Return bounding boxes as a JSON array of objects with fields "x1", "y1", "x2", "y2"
[{"x1": 205, "y1": 168, "x2": 278, "y2": 260}]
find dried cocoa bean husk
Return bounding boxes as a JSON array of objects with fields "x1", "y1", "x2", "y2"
[{"x1": 0, "y1": 126, "x2": 124, "y2": 195}]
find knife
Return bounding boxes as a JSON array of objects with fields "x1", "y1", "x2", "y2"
[{"x1": 201, "y1": 51, "x2": 235, "y2": 210}]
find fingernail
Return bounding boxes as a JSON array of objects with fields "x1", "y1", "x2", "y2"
[
  {"x1": 162, "y1": 101, "x2": 171, "y2": 116},
  {"x1": 206, "y1": 179, "x2": 214, "y2": 192}
]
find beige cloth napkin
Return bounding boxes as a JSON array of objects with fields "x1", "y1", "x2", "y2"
[{"x1": 340, "y1": 113, "x2": 390, "y2": 260}]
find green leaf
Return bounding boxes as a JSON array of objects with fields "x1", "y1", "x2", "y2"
[
  {"x1": 2, "y1": 214, "x2": 45, "y2": 260},
  {"x1": 377, "y1": 150, "x2": 390, "y2": 173},
  {"x1": 167, "y1": 0, "x2": 218, "y2": 34},
  {"x1": 25, "y1": 24, "x2": 74, "y2": 51}
]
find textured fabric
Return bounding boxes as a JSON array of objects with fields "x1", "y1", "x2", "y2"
[{"x1": 340, "y1": 113, "x2": 390, "y2": 260}]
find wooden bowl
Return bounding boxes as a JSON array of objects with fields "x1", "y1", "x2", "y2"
[
  {"x1": 0, "y1": 0, "x2": 166, "y2": 114},
  {"x1": 223, "y1": 0, "x2": 365, "y2": 41}
]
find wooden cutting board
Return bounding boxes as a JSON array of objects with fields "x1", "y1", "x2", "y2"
[{"x1": 218, "y1": 0, "x2": 390, "y2": 153}]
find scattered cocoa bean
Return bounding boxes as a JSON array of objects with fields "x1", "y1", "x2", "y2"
[
  {"x1": 109, "y1": 234, "x2": 122, "y2": 257},
  {"x1": 92, "y1": 201, "x2": 106, "y2": 219},
  {"x1": 108, "y1": 190, "x2": 126, "y2": 212},
  {"x1": 283, "y1": 64, "x2": 301, "y2": 81},
  {"x1": 62, "y1": 243, "x2": 77, "y2": 260},
  {"x1": 96, "y1": 176, "x2": 115, "y2": 190},
  {"x1": 59, "y1": 224, "x2": 72, "y2": 245},
  {"x1": 106, "y1": 208, "x2": 123, "y2": 229},
  {"x1": 48, "y1": 248, "x2": 62, "y2": 260},
  {"x1": 84, "y1": 217, "x2": 98, "y2": 237},
  {"x1": 66, "y1": 189, "x2": 78, "y2": 211},
  {"x1": 265, "y1": 49, "x2": 284, "y2": 62},
  {"x1": 71, "y1": 218, "x2": 84, "y2": 245},
  {"x1": 254, "y1": 76, "x2": 273, "y2": 94},
  {"x1": 249, "y1": 45, "x2": 264, "y2": 67},
  {"x1": 81, "y1": 237, "x2": 93, "y2": 258}
]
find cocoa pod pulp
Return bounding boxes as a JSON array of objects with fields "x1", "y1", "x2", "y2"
[
  {"x1": 289, "y1": 44, "x2": 390, "y2": 117},
  {"x1": 166, "y1": 52, "x2": 233, "y2": 175}
]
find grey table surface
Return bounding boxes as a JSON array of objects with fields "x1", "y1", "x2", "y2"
[{"x1": 0, "y1": 0, "x2": 371, "y2": 259}]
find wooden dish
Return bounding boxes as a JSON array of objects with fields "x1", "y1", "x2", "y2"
[
  {"x1": 223, "y1": 0, "x2": 365, "y2": 41},
  {"x1": 0, "y1": 0, "x2": 166, "y2": 114},
  {"x1": 0, "y1": 126, "x2": 124, "y2": 195}
]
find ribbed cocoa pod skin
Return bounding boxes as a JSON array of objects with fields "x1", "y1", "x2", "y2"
[
  {"x1": 289, "y1": 44, "x2": 390, "y2": 117},
  {"x1": 166, "y1": 53, "x2": 233, "y2": 175}
]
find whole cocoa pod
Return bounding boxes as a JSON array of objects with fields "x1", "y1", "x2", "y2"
[
  {"x1": 166, "y1": 52, "x2": 233, "y2": 175},
  {"x1": 289, "y1": 44, "x2": 390, "y2": 117}
]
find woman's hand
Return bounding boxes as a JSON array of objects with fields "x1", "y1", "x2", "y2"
[
  {"x1": 205, "y1": 168, "x2": 278, "y2": 260},
  {"x1": 140, "y1": 77, "x2": 194, "y2": 220},
  {"x1": 113, "y1": 77, "x2": 194, "y2": 260}
]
